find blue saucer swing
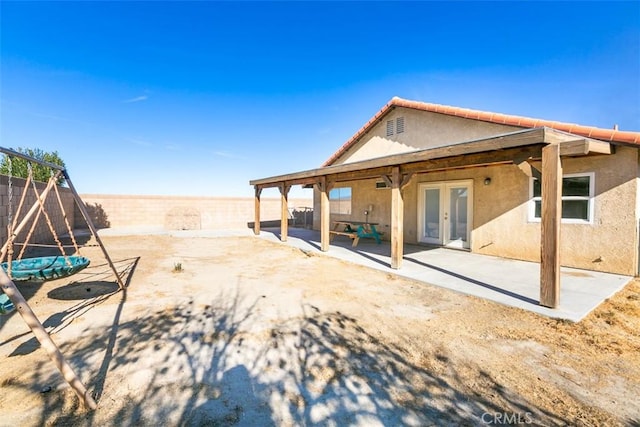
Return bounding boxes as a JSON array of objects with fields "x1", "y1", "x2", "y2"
[
  {"x1": 1, "y1": 255, "x2": 90, "y2": 282},
  {"x1": 1, "y1": 157, "x2": 91, "y2": 287}
]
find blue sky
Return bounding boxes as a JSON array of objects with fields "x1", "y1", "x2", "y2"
[{"x1": 1, "y1": 1, "x2": 639, "y2": 198}]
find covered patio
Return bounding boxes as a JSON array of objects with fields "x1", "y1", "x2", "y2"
[
  {"x1": 258, "y1": 227, "x2": 631, "y2": 322},
  {"x1": 250, "y1": 127, "x2": 615, "y2": 311}
]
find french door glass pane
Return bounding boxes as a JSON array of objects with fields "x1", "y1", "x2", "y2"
[
  {"x1": 449, "y1": 187, "x2": 468, "y2": 241},
  {"x1": 425, "y1": 189, "x2": 440, "y2": 238}
]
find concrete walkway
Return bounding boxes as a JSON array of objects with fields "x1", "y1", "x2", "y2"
[{"x1": 257, "y1": 227, "x2": 633, "y2": 322}]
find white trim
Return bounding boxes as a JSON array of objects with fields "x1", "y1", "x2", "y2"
[{"x1": 528, "y1": 172, "x2": 595, "y2": 224}]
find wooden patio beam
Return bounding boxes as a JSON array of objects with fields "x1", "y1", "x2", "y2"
[
  {"x1": 251, "y1": 145, "x2": 546, "y2": 190},
  {"x1": 559, "y1": 139, "x2": 613, "y2": 157},
  {"x1": 540, "y1": 144, "x2": 562, "y2": 308},
  {"x1": 249, "y1": 128, "x2": 554, "y2": 187},
  {"x1": 399, "y1": 145, "x2": 544, "y2": 176}
]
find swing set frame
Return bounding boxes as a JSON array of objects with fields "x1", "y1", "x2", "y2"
[{"x1": 1, "y1": 146, "x2": 125, "y2": 410}]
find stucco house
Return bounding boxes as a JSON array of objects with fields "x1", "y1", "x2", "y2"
[{"x1": 250, "y1": 97, "x2": 640, "y2": 308}]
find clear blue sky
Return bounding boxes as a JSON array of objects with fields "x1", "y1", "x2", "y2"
[{"x1": 1, "y1": 1, "x2": 638, "y2": 198}]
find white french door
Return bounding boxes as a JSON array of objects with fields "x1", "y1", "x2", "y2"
[{"x1": 418, "y1": 180, "x2": 473, "y2": 249}]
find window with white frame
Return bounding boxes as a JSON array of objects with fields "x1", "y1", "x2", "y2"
[
  {"x1": 329, "y1": 187, "x2": 352, "y2": 215},
  {"x1": 529, "y1": 172, "x2": 594, "y2": 223}
]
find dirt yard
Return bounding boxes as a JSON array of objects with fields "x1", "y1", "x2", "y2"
[{"x1": 0, "y1": 233, "x2": 639, "y2": 426}]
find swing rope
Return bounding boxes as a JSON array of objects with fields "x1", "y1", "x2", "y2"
[
  {"x1": 16, "y1": 165, "x2": 39, "y2": 260},
  {"x1": 6, "y1": 156, "x2": 14, "y2": 278},
  {"x1": 52, "y1": 171, "x2": 80, "y2": 255},
  {"x1": 28, "y1": 165, "x2": 71, "y2": 266},
  {"x1": 1, "y1": 151, "x2": 90, "y2": 282},
  {"x1": 17, "y1": 207, "x2": 43, "y2": 260}
]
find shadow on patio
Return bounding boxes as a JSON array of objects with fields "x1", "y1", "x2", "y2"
[{"x1": 258, "y1": 227, "x2": 632, "y2": 322}]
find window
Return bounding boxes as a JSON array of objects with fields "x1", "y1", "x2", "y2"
[
  {"x1": 529, "y1": 173, "x2": 594, "y2": 223},
  {"x1": 329, "y1": 187, "x2": 352, "y2": 215},
  {"x1": 386, "y1": 120, "x2": 394, "y2": 137}
]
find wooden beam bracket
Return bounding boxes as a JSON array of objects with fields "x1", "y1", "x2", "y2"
[
  {"x1": 279, "y1": 183, "x2": 291, "y2": 196},
  {"x1": 400, "y1": 172, "x2": 414, "y2": 190}
]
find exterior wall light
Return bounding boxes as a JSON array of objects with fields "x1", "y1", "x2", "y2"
[{"x1": 484, "y1": 177, "x2": 492, "y2": 185}]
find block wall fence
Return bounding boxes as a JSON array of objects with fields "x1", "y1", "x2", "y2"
[
  {"x1": 0, "y1": 175, "x2": 75, "y2": 245},
  {"x1": 2, "y1": 180, "x2": 313, "y2": 243},
  {"x1": 75, "y1": 194, "x2": 313, "y2": 231}
]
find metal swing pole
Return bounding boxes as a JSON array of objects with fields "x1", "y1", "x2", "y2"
[{"x1": 62, "y1": 171, "x2": 125, "y2": 289}]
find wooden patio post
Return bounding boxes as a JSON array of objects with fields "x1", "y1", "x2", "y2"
[
  {"x1": 391, "y1": 167, "x2": 404, "y2": 269},
  {"x1": 254, "y1": 186, "x2": 262, "y2": 235},
  {"x1": 279, "y1": 183, "x2": 290, "y2": 242},
  {"x1": 540, "y1": 144, "x2": 562, "y2": 308},
  {"x1": 0, "y1": 269, "x2": 97, "y2": 409},
  {"x1": 318, "y1": 176, "x2": 331, "y2": 252}
]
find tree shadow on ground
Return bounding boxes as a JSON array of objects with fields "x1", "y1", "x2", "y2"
[
  {"x1": 2, "y1": 257, "x2": 137, "y2": 355},
  {"x1": 0, "y1": 257, "x2": 138, "y2": 426},
  {"x1": 7, "y1": 287, "x2": 582, "y2": 426},
  {"x1": 255, "y1": 304, "x2": 569, "y2": 426},
  {"x1": 35, "y1": 287, "x2": 267, "y2": 426}
]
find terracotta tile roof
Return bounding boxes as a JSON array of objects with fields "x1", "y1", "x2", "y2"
[{"x1": 323, "y1": 97, "x2": 640, "y2": 166}]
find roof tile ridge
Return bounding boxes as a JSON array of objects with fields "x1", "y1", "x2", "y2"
[{"x1": 323, "y1": 98, "x2": 640, "y2": 166}]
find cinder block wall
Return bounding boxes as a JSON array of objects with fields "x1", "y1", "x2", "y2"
[
  {"x1": 76, "y1": 194, "x2": 313, "y2": 231},
  {"x1": 0, "y1": 175, "x2": 75, "y2": 245}
]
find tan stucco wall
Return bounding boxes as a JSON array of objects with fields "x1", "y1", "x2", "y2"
[
  {"x1": 481, "y1": 146, "x2": 638, "y2": 276},
  {"x1": 314, "y1": 146, "x2": 639, "y2": 275},
  {"x1": 335, "y1": 107, "x2": 524, "y2": 165},
  {"x1": 79, "y1": 194, "x2": 312, "y2": 231}
]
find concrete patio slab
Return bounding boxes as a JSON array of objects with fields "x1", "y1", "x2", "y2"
[{"x1": 258, "y1": 227, "x2": 633, "y2": 322}]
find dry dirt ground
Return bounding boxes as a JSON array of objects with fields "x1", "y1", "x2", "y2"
[{"x1": 0, "y1": 234, "x2": 639, "y2": 426}]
